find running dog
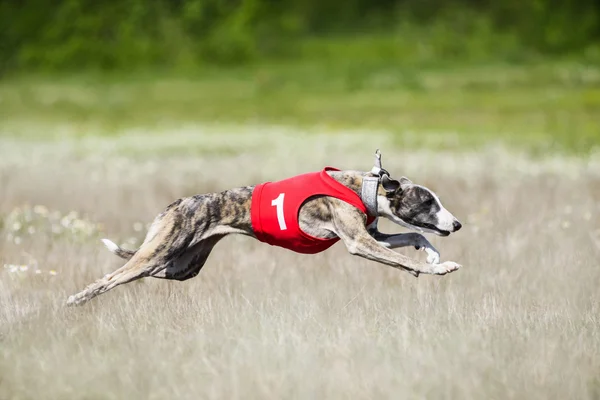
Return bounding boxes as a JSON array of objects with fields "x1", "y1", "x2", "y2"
[{"x1": 67, "y1": 150, "x2": 462, "y2": 306}]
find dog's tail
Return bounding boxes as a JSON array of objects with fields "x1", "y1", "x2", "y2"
[{"x1": 101, "y1": 238, "x2": 136, "y2": 260}]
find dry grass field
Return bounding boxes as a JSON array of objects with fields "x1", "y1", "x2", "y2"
[{"x1": 1, "y1": 128, "x2": 600, "y2": 399}]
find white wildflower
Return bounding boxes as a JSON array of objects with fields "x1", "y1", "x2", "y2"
[
  {"x1": 564, "y1": 205, "x2": 573, "y2": 214},
  {"x1": 33, "y1": 205, "x2": 49, "y2": 216}
]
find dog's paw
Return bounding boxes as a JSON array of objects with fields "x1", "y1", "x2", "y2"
[
  {"x1": 66, "y1": 295, "x2": 77, "y2": 306},
  {"x1": 432, "y1": 261, "x2": 461, "y2": 275},
  {"x1": 424, "y1": 247, "x2": 440, "y2": 265},
  {"x1": 66, "y1": 294, "x2": 85, "y2": 307},
  {"x1": 415, "y1": 238, "x2": 440, "y2": 264}
]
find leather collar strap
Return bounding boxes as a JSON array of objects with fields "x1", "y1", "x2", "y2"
[{"x1": 361, "y1": 176, "x2": 379, "y2": 217}]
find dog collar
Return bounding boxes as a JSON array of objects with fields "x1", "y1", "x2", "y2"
[
  {"x1": 361, "y1": 149, "x2": 394, "y2": 217},
  {"x1": 361, "y1": 176, "x2": 379, "y2": 217}
]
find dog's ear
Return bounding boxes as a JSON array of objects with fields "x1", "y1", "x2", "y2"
[
  {"x1": 381, "y1": 174, "x2": 401, "y2": 193},
  {"x1": 398, "y1": 176, "x2": 412, "y2": 189}
]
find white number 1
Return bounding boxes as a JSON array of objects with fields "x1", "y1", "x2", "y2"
[{"x1": 271, "y1": 193, "x2": 287, "y2": 230}]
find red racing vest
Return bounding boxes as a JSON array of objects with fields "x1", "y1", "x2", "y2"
[{"x1": 251, "y1": 167, "x2": 376, "y2": 254}]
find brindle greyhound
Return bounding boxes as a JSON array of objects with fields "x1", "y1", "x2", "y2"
[{"x1": 67, "y1": 150, "x2": 462, "y2": 306}]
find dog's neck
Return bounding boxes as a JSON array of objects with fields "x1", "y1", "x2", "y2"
[
  {"x1": 326, "y1": 170, "x2": 366, "y2": 195},
  {"x1": 326, "y1": 170, "x2": 383, "y2": 216}
]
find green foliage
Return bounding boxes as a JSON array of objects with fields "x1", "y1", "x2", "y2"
[
  {"x1": 2, "y1": 61, "x2": 599, "y2": 155},
  {"x1": 1, "y1": 0, "x2": 599, "y2": 74}
]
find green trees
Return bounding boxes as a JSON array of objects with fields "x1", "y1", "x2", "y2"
[{"x1": 1, "y1": 0, "x2": 598, "y2": 73}]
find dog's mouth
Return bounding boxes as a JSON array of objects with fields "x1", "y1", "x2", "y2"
[
  {"x1": 392, "y1": 216, "x2": 452, "y2": 237},
  {"x1": 420, "y1": 223, "x2": 451, "y2": 237}
]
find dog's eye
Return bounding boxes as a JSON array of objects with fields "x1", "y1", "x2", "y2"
[{"x1": 421, "y1": 199, "x2": 435, "y2": 208}]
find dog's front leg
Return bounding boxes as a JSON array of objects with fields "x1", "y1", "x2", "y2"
[
  {"x1": 345, "y1": 232, "x2": 458, "y2": 277},
  {"x1": 333, "y1": 207, "x2": 460, "y2": 277},
  {"x1": 377, "y1": 233, "x2": 440, "y2": 265},
  {"x1": 367, "y1": 218, "x2": 440, "y2": 264}
]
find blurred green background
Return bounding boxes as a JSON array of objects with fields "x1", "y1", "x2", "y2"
[{"x1": 1, "y1": 0, "x2": 599, "y2": 154}]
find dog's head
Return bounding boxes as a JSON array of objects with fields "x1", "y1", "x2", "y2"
[{"x1": 369, "y1": 150, "x2": 462, "y2": 236}]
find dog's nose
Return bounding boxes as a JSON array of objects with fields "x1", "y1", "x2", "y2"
[{"x1": 453, "y1": 220, "x2": 462, "y2": 231}]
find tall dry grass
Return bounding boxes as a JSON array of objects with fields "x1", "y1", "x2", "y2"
[{"x1": 1, "y1": 128, "x2": 599, "y2": 399}]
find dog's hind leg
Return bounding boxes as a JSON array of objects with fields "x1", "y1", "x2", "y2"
[
  {"x1": 66, "y1": 255, "x2": 157, "y2": 306},
  {"x1": 66, "y1": 205, "x2": 195, "y2": 306},
  {"x1": 67, "y1": 234, "x2": 222, "y2": 305},
  {"x1": 150, "y1": 234, "x2": 224, "y2": 281},
  {"x1": 68, "y1": 188, "x2": 254, "y2": 306},
  {"x1": 95, "y1": 234, "x2": 223, "y2": 283}
]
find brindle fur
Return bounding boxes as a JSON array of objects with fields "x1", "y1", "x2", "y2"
[{"x1": 66, "y1": 170, "x2": 461, "y2": 306}]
